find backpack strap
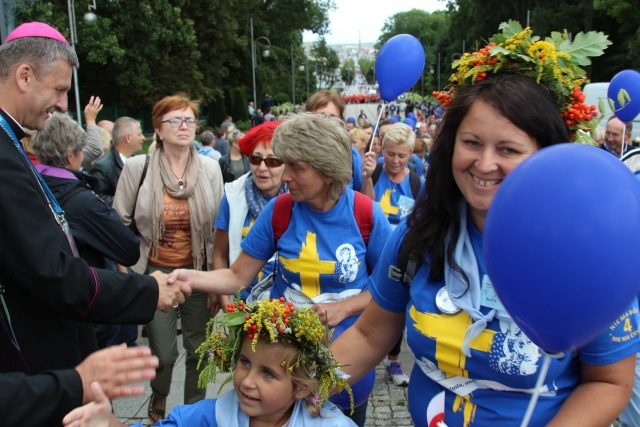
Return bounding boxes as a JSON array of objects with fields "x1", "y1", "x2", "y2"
[
  {"x1": 353, "y1": 191, "x2": 373, "y2": 246},
  {"x1": 371, "y1": 162, "x2": 383, "y2": 186},
  {"x1": 408, "y1": 170, "x2": 421, "y2": 199},
  {"x1": 388, "y1": 234, "x2": 421, "y2": 287},
  {"x1": 272, "y1": 193, "x2": 293, "y2": 244}
]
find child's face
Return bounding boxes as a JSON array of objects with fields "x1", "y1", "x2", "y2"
[{"x1": 233, "y1": 337, "x2": 307, "y2": 424}]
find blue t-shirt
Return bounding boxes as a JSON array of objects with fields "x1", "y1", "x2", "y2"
[
  {"x1": 372, "y1": 170, "x2": 424, "y2": 227},
  {"x1": 370, "y1": 220, "x2": 640, "y2": 427},
  {"x1": 132, "y1": 390, "x2": 357, "y2": 426},
  {"x1": 214, "y1": 194, "x2": 275, "y2": 300},
  {"x1": 241, "y1": 190, "x2": 391, "y2": 409},
  {"x1": 241, "y1": 190, "x2": 391, "y2": 329}
]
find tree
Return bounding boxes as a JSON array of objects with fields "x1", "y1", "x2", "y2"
[
  {"x1": 358, "y1": 58, "x2": 374, "y2": 83},
  {"x1": 310, "y1": 38, "x2": 340, "y2": 89},
  {"x1": 17, "y1": 0, "x2": 205, "y2": 109},
  {"x1": 15, "y1": 0, "x2": 335, "y2": 114},
  {"x1": 341, "y1": 59, "x2": 356, "y2": 86}
]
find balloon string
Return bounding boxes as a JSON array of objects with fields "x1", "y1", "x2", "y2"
[
  {"x1": 520, "y1": 351, "x2": 562, "y2": 427},
  {"x1": 620, "y1": 125, "x2": 627, "y2": 159},
  {"x1": 368, "y1": 101, "x2": 386, "y2": 152}
]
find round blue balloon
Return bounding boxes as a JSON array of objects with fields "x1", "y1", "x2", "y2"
[
  {"x1": 407, "y1": 112, "x2": 416, "y2": 120},
  {"x1": 376, "y1": 34, "x2": 425, "y2": 102},
  {"x1": 484, "y1": 144, "x2": 640, "y2": 353},
  {"x1": 608, "y1": 69, "x2": 640, "y2": 123}
]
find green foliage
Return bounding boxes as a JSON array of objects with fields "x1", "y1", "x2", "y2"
[
  {"x1": 358, "y1": 58, "x2": 375, "y2": 83},
  {"x1": 274, "y1": 92, "x2": 291, "y2": 106},
  {"x1": 341, "y1": 59, "x2": 356, "y2": 85}
]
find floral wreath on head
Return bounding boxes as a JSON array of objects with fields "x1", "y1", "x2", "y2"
[
  {"x1": 196, "y1": 297, "x2": 353, "y2": 411},
  {"x1": 433, "y1": 20, "x2": 611, "y2": 145}
]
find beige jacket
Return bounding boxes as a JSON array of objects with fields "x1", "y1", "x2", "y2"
[{"x1": 113, "y1": 153, "x2": 224, "y2": 274}]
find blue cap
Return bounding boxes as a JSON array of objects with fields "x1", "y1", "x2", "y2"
[{"x1": 346, "y1": 117, "x2": 356, "y2": 124}]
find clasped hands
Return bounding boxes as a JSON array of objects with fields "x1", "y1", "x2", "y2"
[{"x1": 150, "y1": 270, "x2": 191, "y2": 312}]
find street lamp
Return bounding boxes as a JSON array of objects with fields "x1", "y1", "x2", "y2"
[
  {"x1": 250, "y1": 18, "x2": 271, "y2": 112},
  {"x1": 67, "y1": 0, "x2": 97, "y2": 127},
  {"x1": 291, "y1": 46, "x2": 308, "y2": 106}
]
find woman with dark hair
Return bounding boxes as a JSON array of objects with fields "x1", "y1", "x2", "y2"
[
  {"x1": 330, "y1": 22, "x2": 639, "y2": 426},
  {"x1": 114, "y1": 93, "x2": 223, "y2": 422}
]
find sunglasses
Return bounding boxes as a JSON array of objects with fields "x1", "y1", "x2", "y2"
[{"x1": 249, "y1": 154, "x2": 284, "y2": 168}]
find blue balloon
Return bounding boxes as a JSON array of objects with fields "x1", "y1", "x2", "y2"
[
  {"x1": 407, "y1": 112, "x2": 416, "y2": 120},
  {"x1": 388, "y1": 115, "x2": 400, "y2": 123},
  {"x1": 403, "y1": 118, "x2": 416, "y2": 130},
  {"x1": 376, "y1": 34, "x2": 425, "y2": 102},
  {"x1": 484, "y1": 144, "x2": 640, "y2": 354},
  {"x1": 608, "y1": 69, "x2": 640, "y2": 123}
]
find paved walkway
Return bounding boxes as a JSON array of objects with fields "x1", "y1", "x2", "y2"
[{"x1": 114, "y1": 324, "x2": 414, "y2": 426}]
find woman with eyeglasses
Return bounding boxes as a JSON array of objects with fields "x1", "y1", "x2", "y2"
[
  {"x1": 213, "y1": 121, "x2": 288, "y2": 310},
  {"x1": 113, "y1": 93, "x2": 223, "y2": 422},
  {"x1": 168, "y1": 113, "x2": 392, "y2": 427},
  {"x1": 218, "y1": 126, "x2": 250, "y2": 184}
]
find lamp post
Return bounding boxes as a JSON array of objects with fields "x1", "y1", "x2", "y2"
[
  {"x1": 250, "y1": 18, "x2": 271, "y2": 112},
  {"x1": 290, "y1": 47, "x2": 308, "y2": 106},
  {"x1": 67, "y1": 0, "x2": 97, "y2": 127}
]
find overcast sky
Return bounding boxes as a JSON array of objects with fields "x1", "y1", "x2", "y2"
[{"x1": 303, "y1": 0, "x2": 446, "y2": 45}]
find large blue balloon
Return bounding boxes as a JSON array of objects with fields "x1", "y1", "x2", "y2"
[
  {"x1": 376, "y1": 34, "x2": 425, "y2": 102},
  {"x1": 484, "y1": 144, "x2": 640, "y2": 354},
  {"x1": 608, "y1": 69, "x2": 640, "y2": 123}
]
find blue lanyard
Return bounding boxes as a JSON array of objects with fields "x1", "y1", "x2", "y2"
[{"x1": 0, "y1": 114, "x2": 79, "y2": 256}]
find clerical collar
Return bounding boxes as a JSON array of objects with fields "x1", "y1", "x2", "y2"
[{"x1": 0, "y1": 109, "x2": 26, "y2": 141}]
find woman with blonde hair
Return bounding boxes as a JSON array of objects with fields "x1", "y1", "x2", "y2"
[
  {"x1": 114, "y1": 93, "x2": 223, "y2": 422},
  {"x1": 349, "y1": 128, "x2": 367, "y2": 158}
]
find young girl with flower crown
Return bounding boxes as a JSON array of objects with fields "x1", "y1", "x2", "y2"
[{"x1": 62, "y1": 298, "x2": 356, "y2": 427}]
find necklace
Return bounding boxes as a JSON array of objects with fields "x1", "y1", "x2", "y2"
[{"x1": 170, "y1": 166, "x2": 187, "y2": 191}]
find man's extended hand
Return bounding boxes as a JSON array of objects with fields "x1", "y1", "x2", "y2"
[
  {"x1": 74, "y1": 344, "x2": 158, "y2": 405},
  {"x1": 151, "y1": 270, "x2": 191, "y2": 312}
]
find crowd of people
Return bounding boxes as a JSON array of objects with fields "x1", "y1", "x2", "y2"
[{"x1": 2, "y1": 20, "x2": 640, "y2": 427}]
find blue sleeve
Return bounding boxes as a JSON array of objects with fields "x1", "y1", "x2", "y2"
[
  {"x1": 351, "y1": 146, "x2": 362, "y2": 191},
  {"x1": 214, "y1": 195, "x2": 231, "y2": 230},
  {"x1": 579, "y1": 300, "x2": 640, "y2": 365},
  {"x1": 151, "y1": 399, "x2": 218, "y2": 426},
  {"x1": 240, "y1": 197, "x2": 276, "y2": 261},
  {"x1": 369, "y1": 220, "x2": 411, "y2": 313},
  {"x1": 412, "y1": 153, "x2": 423, "y2": 177},
  {"x1": 365, "y1": 202, "x2": 392, "y2": 273}
]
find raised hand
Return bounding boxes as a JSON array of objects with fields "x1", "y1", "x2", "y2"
[
  {"x1": 74, "y1": 344, "x2": 158, "y2": 405},
  {"x1": 83, "y1": 96, "x2": 103, "y2": 126},
  {"x1": 62, "y1": 382, "x2": 120, "y2": 427}
]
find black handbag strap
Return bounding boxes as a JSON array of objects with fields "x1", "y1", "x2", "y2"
[{"x1": 130, "y1": 154, "x2": 149, "y2": 226}]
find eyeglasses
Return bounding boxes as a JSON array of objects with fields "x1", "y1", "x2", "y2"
[
  {"x1": 249, "y1": 154, "x2": 284, "y2": 168},
  {"x1": 377, "y1": 132, "x2": 386, "y2": 140},
  {"x1": 161, "y1": 118, "x2": 197, "y2": 128}
]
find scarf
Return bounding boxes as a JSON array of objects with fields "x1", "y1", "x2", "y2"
[
  {"x1": 244, "y1": 171, "x2": 288, "y2": 218},
  {"x1": 150, "y1": 146, "x2": 211, "y2": 270},
  {"x1": 444, "y1": 201, "x2": 511, "y2": 357}
]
